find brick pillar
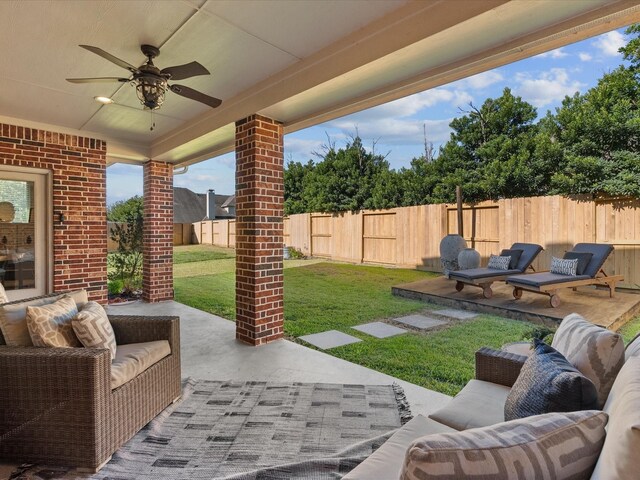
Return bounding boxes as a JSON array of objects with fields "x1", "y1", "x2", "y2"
[
  {"x1": 142, "y1": 160, "x2": 174, "y2": 302},
  {"x1": 235, "y1": 114, "x2": 284, "y2": 345}
]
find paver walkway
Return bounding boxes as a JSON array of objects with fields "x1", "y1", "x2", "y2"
[
  {"x1": 394, "y1": 314, "x2": 448, "y2": 330},
  {"x1": 352, "y1": 321, "x2": 407, "y2": 338},
  {"x1": 299, "y1": 330, "x2": 362, "y2": 349}
]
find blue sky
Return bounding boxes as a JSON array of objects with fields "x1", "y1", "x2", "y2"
[{"x1": 107, "y1": 28, "x2": 629, "y2": 206}]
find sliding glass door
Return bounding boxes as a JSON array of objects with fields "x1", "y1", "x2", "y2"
[{"x1": 0, "y1": 169, "x2": 48, "y2": 300}]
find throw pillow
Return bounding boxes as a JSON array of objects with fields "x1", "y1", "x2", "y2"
[
  {"x1": 0, "y1": 282, "x2": 7, "y2": 304},
  {"x1": 26, "y1": 295, "x2": 81, "y2": 348},
  {"x1": 500, "y1": 248, "x2": 523, "y2": 270},
  {"x1": 504, "y1": 339, "x2": 598, "y2": 421},
  {"x1": 401, "y1": 410, "x2": 607, "y2": 480},
  {"x1": 563, "y1": 251, "x2": 593, "y2": 276},
  {"x1": 72, "y1": 301, "x2": 117, "y2": 361},
  {"x1": 591, "y1": 357, "x2": 640, "y2": 479},
  {"x1": 487, "y1": 254, "x2": 511, "y2": 270},
  {"x1": 550, "y1": 256, "x2": 578, "y2": 276},
  {"x1": 552, "y1": 313, "x2": 625, "y2": 408}
]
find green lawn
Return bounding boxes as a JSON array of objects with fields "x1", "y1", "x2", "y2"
[
  {"x1": 174, "y1": 252, "x2": 537, "y2": 396},
  {"x1": 619, "y1": 315, "x2": 640, "y2": 343},
  {"x1": 173, "y1": 244, "x2": 235, "y2": 264}
]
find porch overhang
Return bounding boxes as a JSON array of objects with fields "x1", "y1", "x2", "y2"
[{"x1": 0, "y1": 1, "x2": 638, "y2": 167}]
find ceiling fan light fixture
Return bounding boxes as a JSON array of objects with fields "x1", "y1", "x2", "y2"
[
  {"x1": 94, "y1": 96, "x2": 114, "y2": 104},
  {"x1": 135, "y1": 76, "x2": 167, "y2": 110}
]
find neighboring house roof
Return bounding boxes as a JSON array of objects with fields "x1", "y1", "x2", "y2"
[
  {"x1": 173, "y1": 187, "x2": 235, "y2": 223},
  {"x1": 221, "y1": 195, "x2": 235, "y2": 208}
]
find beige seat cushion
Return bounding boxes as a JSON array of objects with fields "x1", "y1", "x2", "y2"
[
  {"x1": 0, "y1": 290, "x2": 88, "y2": 346},
  {"x1": 343, "y1": 415, "x2": 455, "y2": 480},
  {"x1": 72, "y1": 301, "x2": 117, "y2": 361},
  {"x1": 625, "y1": 333, "x2": 640, "y2": 360},
  {"x1": 591, "y1": 356, "x2": 640, "y2": 479},
  {"x1": 402, "y1": 410, "x2": 607, "y2": 480},
  {"x1": 428, "y1": 379, "x2": 510, "y2": 431},
  {"x1": 552, "y1": 313, "x2": 624, "y2": 408},
  {"x1": 111, "y1": 340, "x2": 171, "y2": 390},
  {"x1": 26, "y1": 295, "x2": 81, "y2": 348}
]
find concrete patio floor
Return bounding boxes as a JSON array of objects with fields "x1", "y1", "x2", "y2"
[{"x1": 105, "y1": 300, "x2": 451, "y2": 417}]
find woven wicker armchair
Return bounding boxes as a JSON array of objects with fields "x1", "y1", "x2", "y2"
[
  {"x1": 0, "y1": 298, "x2": 181, "y2": 472},
  {"x1": 475, "y1": 346, "x2": 528, "y2": 387}
]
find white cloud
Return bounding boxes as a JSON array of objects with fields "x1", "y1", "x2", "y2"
[
  {"x1": 327, "y1": 117, "x2": 453, "y2": 146},
  {"x1": 593, "y1": 30, "x2": 625, "y2": 57},
  {"x1": 456, "y1": 70, "x2": 504, "y2": 90},
  {"x1": 514, "y1": 68, "x2": 585, "y2": 107},
  {"x1": 537, "y1": 48, "x2": 568, "y2": 59},
  {"x1": 284, "y1": 137, "x2": 325, "y2": 159},
  {"x1": 578, "y1": 52, "x2": 592, "y2": 62}
]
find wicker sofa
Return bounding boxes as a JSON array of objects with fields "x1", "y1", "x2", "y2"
[{"x1": 0, "y1": 293, "x2": 181, "y2": 472}]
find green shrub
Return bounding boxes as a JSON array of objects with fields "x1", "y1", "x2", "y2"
[
  {"x1": 108, "y1": 279, "x2": 124, "y2": 295},
  {"x1": 287, "y1": 247, "x2": 306, "y2": 259}
]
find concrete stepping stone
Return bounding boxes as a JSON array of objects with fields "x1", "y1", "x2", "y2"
[
  {"x1": 299, "y1": 330, "x2": 362, "y2": 350},
  {"x1": 394, "y1": 314, "x2": 448, "y2": 330},
  {"x1": 434, "y1": 308, "x2": 479, "y2": 320},
  {"x1": 352, "y1": 322, "x2": 407, "y2": 338}
]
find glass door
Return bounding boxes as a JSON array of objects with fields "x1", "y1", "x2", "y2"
[{"x1": 0, "y1": 170, "x2": 48, "y2": 301}]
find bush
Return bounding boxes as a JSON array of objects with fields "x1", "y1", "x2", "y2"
[
  {"x1": 287, "y1": 247, "x2": 306, "y2": 259},
  {"x1": 108, "y1": 196, "x2": 143, "y2": 295},
  {"x1": 108, "y1": 279, "x2": 124, "y2": 295}
]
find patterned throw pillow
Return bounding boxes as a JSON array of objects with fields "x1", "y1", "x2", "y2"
[
  {"x1": 550, "y1": 256, "x2": 578, "y2": 276},
  {"x1": 487, "y1": 254, "x2": 511, "y2": 270},
  {"x1": 504, "y1": 339, "x2": 598, "y2": 421},
  {"x1": 26, "y1": 295, "x2": 81, "y2": 348},
  {"x1": 552, "y1": 313, "x2": 625, "y2": 408},
  {"x1": 72, "y1": 301, "x2": 117, "y2": 361},
  {"x1": 401, "y1": 410, "x2": 607, "y2": 480},
  {"x1": 0, "y1": 282, "x2": 7, "y2": 304}
]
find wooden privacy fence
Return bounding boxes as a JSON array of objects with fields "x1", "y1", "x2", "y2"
[
  {"x1": 193, "y1": 219, "x2": 236, "y2": 248},
  {"x1": 193, "y1": 195, "x2": 640, "y2": 289}
]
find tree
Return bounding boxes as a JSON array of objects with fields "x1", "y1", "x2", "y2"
[
  {"x1": 284, "y1": 160, "x2": 314, "y2": 215},
  {"x1": 107, "y1": 196, "x2": 143, "y2": 295}
]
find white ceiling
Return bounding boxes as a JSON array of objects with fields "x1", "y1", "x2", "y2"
[{"x1": 0, "y1": 0, "x2": 639, "y2": 166}]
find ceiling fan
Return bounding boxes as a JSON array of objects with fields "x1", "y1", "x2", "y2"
[{"x1": 67, "y1": 44, "x2": 222, "y2": 111}]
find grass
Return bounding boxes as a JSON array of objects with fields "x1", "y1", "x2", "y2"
[
  {"x1": 619, "y1": 315, "x2": 640, "y2": 343},
  {"x1": 173, "y1": 244, "x2": 235, "y2": 264},
  {"x1": 175, "y1": 256, "x2": 536, "y2": 395}
]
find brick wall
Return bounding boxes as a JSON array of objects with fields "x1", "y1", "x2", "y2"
[
  {"x1": 235, "y1": 114, "x2": 284, "y2": 346},
  {"x1": 142, "y1": 160, "x2": 173, "y2": 302},
  {"x1": 0, "y1": 123, "x2": 108, "y2": 302}
]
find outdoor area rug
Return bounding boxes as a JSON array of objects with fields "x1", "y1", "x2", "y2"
[{"x1": 11, "y1": 378, "x2": 412, "y2": 480}]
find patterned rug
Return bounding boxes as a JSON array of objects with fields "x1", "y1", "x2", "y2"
[{"x1": 12, "y1": 378, "x2": 411, "y2": 479}]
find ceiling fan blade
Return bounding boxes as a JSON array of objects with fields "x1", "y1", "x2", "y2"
[
  {"x1": 161, "y1": 61, "x2": 210, "y2": 80},
  {"x1": 79, "y1": 45, "x2": 139, "y2": 73},
  {"x1": 66, "y1": 77, "x2": 129, "y2": 84},
  {"x1": 169, "y1": 84, "x2": 222, "y2": 108}
]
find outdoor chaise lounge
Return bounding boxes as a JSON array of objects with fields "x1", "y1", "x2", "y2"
[
  {"x1": 506, "y1": 243, "x2": 623, "y2": 308},
  {"x1": 449, "y1": 243, "x2": 543, "y2": 299}
]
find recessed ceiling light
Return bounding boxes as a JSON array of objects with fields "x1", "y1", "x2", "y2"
[{"x1": 94, "y1": 96, "x2": 114, "y2": 104}]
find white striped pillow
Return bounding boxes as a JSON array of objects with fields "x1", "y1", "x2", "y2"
[
  {"x1": 72, "y1": 301, "x2": 116, "y2": 361},
  {"x1": 550, "y1": 256, "x2": 578, "y2": 276},
  {"x1": 0, "y1": 282, "x2": 7, "y2": 304}
]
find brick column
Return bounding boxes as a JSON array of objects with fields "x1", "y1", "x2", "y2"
[
  {"x1": 142, "y1": 160, "x2": 173, "y2": 302},
  {"x1": 235, "y1": 114, "x2": 284, "y2": 345}
]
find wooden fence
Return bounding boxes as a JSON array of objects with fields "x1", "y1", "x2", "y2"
[
  {"x1": 108, "y1": 222, "x2": 194, "y2": 251},
  {"x1": 194, "y1": 195, "x2": 640, "y2": 289}
]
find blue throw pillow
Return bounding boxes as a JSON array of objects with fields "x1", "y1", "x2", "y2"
[{"x1": 504, "y1": 339, "x2": 598, "y2": 421}]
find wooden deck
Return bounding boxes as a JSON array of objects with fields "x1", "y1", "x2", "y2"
[{"x1": 392, "y1": 277, "x2": 640, "y2": 330}]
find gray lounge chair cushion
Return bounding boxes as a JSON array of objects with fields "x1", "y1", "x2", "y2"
[
  {"x1": 572, "y1": 243, "x2": 614, "y2": 278},
  {"x1": 510, "y1": 243, "x2": 543, "y2": 271},
  {"x1": 450, "y1": 268, "x2": 521, "y2": 281},
  {"x1": 507, "y1": 272, "x2": 590, "y2": 287},
  {"x1": 564, "y1": 251, "x2": 592, "y2": 276}
]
